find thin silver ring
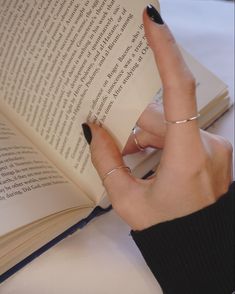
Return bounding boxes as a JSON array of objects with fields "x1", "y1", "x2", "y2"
[
  {"x1": 133, "y1": 127, "x2": 145, "y2": 151},
  {"x1": 165, "y1": 113, "x2": 200, "y2": 125},
  {"x1": 102, "y1": 165, "x2": 131, "y2": 184}
]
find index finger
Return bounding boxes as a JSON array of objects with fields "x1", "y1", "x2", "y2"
[
  {"x1": 144, "y1": 5, "x2": 198, "y2": 123},
  {"x1": 143, "y1": 5, "x2": 203, "y2": 164}
]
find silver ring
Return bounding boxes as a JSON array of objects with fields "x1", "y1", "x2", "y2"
[
  {"x1": 102, "y1": 165, "x2": 131, "y2": 184},
  {"x1": 133, "y1": 127, "x2": 145, "y2": 152},
  {"x1": 165, "y1": 113, "x2": 200, "y2": 125}
]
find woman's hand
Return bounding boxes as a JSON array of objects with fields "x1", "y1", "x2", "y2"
[{"x1": 83, "y1": 6, "x2": 233, "y2": 231}]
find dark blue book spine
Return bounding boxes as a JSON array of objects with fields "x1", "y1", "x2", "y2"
[{"x1": 0, "y1": 205, "x2": 112, "y2": 284}]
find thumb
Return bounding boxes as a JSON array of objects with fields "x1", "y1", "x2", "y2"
[{"x1": 82, "y1": 123, "x2": 134, "y2": 200}]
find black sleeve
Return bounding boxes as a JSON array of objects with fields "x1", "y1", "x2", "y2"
[{"x1": 131, "y1": 182, "x2": 235, "y2": 294}]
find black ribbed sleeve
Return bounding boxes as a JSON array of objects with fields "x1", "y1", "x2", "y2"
[{"x1": 131, "y1": 182, "x2": 235, "y2": 294}]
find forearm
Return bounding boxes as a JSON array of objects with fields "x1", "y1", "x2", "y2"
[{"x1": 131, "y1": 182, "x2": 235, "y2": 294}]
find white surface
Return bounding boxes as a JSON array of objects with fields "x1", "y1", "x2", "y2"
[{"x1": 1, "y1": 1, "x2": 234, "y2": 293}]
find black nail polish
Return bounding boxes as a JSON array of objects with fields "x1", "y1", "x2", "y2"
[
  {"x1": 147, "y1": 4, "x2": 164, "y2": 25},
  {"x1": 82, "y1": 123, "x2": 92, "y2": 145}
]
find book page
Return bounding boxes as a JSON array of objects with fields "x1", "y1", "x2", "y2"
[
  {"x1": 0, "y1": 113, "x2": 93, "y2": 237},
  {"x1": 143, "y1": 46, "x2": 228, "y2": 114},
  {"x1": 181, "y1": 47, "x2": 228, "y2": 111},
  {"x1": 0, "y1": 0, "x2": 160, "y2": 202}
]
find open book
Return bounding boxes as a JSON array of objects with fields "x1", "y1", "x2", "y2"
[{"x1": 0, "y1": 0, "x2": 230, "y2": 281}]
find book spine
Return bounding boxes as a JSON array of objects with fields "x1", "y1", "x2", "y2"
[{"x1": 0, "y1": 205, "x2": 112, "y2": 284}]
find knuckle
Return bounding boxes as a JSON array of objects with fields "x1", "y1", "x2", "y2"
[
  {"x1": 214, "y1": 135, "x2": 233, "y2": 156},
  {"x1": 203, "y1": 134, "x2": 233, "y2": 180},
  {"x1": 223, "y1": 139, "x2": 233, "y2": 154},
  {"x1": 181, "y1": 74, "x2": 196, "y2": 95},
  {"x1": 221, "y1": 142, "x2": 233, "y2": 164},
  {"x1": 186, "y1": 75, "x2": 196, "y2": 91},
  {"x1": 165, "y1": 31, "x2": 176, "y2": 46},
  {"x1": 163, "y1": 71, "x2": 196, "y2": 96}
]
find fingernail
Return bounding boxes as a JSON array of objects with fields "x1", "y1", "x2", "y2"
[
  {"x1": 82, "y1": 123, "x2": 92, "y2": 145},
  {"x1": 146, "y1": 4, "x2": 164, "y2": 25}
]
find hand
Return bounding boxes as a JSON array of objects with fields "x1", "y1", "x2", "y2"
[{"x1": 84, "y1": 7, "x2": 233, "y2": 231}]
